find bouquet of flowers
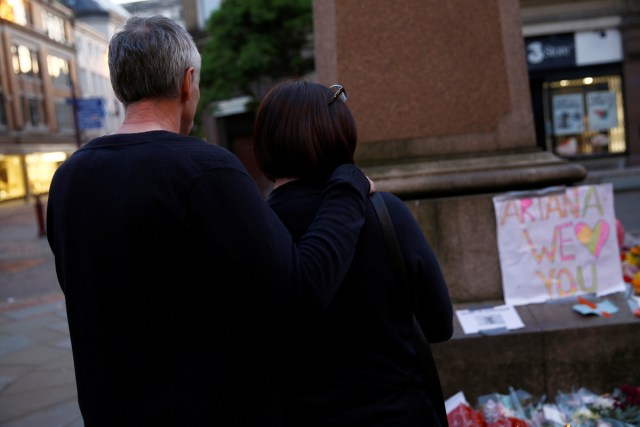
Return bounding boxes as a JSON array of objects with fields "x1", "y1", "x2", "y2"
[
  {"x1": 621, "y1": 244, "x2": 640, "y2": 296},
  {"x1": 446, "y1": 385, "x2": 640, "y2": 427},
  {"x1": 590, "y1": 385, "x2": 640, "y2": 426}
]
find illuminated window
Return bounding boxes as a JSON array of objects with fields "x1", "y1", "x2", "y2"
[
  {"x1": 0, "y1": 0, "x2": 28, "y2": 25},
  {"x1": 42, "y1": 11, "x2": 66, "y2": 43},
  {"x1": 26, "y1": 152, "x2": 67, "y2": 195},
  {"x1": 11, "y1": 44, "x2": 46, "y2": 129},
  {"x1": 0, "y1": 155, "x2": 26, "y2": 201},
  {"x1": 543, "y1": 75, "x2": 625, "y2": 158},
  {"x1": 47, "y1": 55, "x2": 70, "y2": 87},
  {"x1": 11, "y1": 44, "x2": 40, "y2": 77}
]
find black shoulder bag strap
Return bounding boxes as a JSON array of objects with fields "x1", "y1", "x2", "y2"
[{"x1": 370, "y1": 192, "x2": 449, "y2": 427}]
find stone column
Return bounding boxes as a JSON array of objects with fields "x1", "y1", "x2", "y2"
[{"x1": 314, "y1": 0, "x2": 587, "y2": 303}]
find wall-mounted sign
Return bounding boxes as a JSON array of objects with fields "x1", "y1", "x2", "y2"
[
  {"x1": 525, "y1": 33, "x2": 575, "y2": 71},
  {"x1": 525, "y1": 29, "x2": 622, "y2": 71},
  {"x1": 576, "y1": 29, "x2": 623, "y2": 66},
  {"x1": 66, "y1": 97, "x2": 106, "y2": 130}
]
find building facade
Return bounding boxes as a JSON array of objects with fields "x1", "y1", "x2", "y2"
[
  {"x1": 122, "y1": 0, "x2": 184, "y2": 27},
  {"x1": 3, "y1": 0, "x2": 638, "y2": 207},
  {"x1": 0, "y1": 0, "x2": 129, "y2": 203},
  {"x1": 521, "y1": 0, "x2": 640, "y2": 167},
  {"x1": 73, "y1": 20, "x2": 121, "y2": 140},
  {"x1": 520, "y1": 0, "x2": 640, "y2": 233},
  {"x1": 0, "y1": 0, "x2": 78, "y2": 202},
  {"x1": 70, "y1": 0, "x2": 130, "y2": 140}
]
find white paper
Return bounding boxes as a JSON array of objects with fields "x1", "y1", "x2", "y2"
[
  {"x1": 543, "y1": 404, "x2": 567, "y2": 425},
  {"x1": 456, "y1": 305, "x2": 525, "y2": 335},
  {"x1": 445, "y1": 391, "x2": 469, "y2": 414},
  {"x1": 493, "y1": 184, "x2": 625, "y2": 306}
]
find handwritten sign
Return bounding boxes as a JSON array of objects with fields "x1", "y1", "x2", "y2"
[{"x1": 493, "y1": 184, "x2": 625, "y2": 306}]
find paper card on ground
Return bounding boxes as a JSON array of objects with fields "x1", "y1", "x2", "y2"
[
  {"x1": 572, "y1": 299, "x2": 619, "y2": 317},
  {"x1": 456, "y1": 305, "x2": 525, "y2": 335}
]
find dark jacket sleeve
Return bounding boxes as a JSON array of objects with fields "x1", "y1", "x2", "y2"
[
  {"x1": 381, "y1": 192, "x2": 454, "y2": 343},
  {"x1": 188, "y1": 164, "x2": 370, "y2": 313}
]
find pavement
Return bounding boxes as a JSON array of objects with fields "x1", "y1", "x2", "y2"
[{"x1": 0, "y1": 199, "x2": 82, "y2": 427}]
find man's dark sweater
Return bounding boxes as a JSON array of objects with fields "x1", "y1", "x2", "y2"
[{"x1": 46, "y1": 131, "x2": 369, "y2": 426}]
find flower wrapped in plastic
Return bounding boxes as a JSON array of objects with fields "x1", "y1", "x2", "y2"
[
  {"x1": 448, "y1": 402, "x2": 488, "y2": 427},
  {"x1": 590, "y1": 385, "x2": 640, "y2": 427},
  {"x1": 476, "y1": 388, "x2": 531, "y2": 427}
]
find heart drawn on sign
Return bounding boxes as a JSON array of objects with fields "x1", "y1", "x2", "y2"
[{"x1": 574, "y1": 220, "x2": 610, "y2": 258}]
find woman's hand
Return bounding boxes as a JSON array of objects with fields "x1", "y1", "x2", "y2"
[{"x1": 367, "y1": 176, "x2": 376, "y2": 194}]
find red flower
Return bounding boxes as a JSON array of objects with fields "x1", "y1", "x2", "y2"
[{"x1": 614, "y1": 384, "x2": 640, "y2": 409}]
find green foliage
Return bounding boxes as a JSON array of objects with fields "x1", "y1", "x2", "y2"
[{"x1": 198, "y1": 0, "x2": 314, "y2": 117}]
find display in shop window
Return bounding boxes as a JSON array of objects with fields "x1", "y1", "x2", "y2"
[
  {"x1": 556, "y1": 136, "x2": 579, "y2": 156},
  {"x1": 587, "y1": 91, "x2": 618, "y2": 131},
  {"x1": 543, "y1": 75, "x2": 626, "y2": 157},
  {"x1": 552, "y1": 93, "x2": 585, "y2": 136}
]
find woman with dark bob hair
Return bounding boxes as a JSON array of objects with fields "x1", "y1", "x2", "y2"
[{"x1": 254, "y1": 79, "x2": 454, "y2": 426}]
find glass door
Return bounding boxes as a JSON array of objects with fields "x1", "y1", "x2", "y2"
[{"x1": 542, "y1": 75, "x2": 626, "y2": 158}]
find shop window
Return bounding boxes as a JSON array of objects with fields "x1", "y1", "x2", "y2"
[
  {"x1": 0, "y1": 155, "x2": 26, "y2": 201},
  {"x1": 25, "y1": 152, "x2": 67, "y2": 195},
  {"x1": 543, "y1": 75, "x2": 625, "y2": 158}
]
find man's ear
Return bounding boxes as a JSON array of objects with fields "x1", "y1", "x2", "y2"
[{"x1": 181, "y1": 68, "x2": 195, "y2": 102}]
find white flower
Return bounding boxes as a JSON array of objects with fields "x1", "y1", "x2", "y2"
[
  {"x1": 592, "y1": 396, "x2": 615, "y2": 411},
  {"x1": 572, "y1": 407, "x2": 598, "y2": 423}
]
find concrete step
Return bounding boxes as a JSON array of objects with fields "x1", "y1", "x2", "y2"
[{"x1": 431, "y1": 292, "x2": 640, "y2": 403}]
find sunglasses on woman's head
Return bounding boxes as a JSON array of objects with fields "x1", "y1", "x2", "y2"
[{"x1": 328, "y1": 84, "x2": 347, "y2": 106}]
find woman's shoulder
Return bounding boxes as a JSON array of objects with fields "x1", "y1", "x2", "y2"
[
  {"x1": 378, "y1": 191, "x2": 403, "y2": 204},
  {"x1": 372, "y1": 191, "x2": 411, "y2": 214},
  {"x1": 369, "y1": 191, "x2": 425, "y2": 237}
]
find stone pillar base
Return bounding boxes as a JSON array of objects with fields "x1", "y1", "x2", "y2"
[
  {"x1": 361, "y1": 150, "x2": 587, "y2": 303},
  {"x1": 362, "y1": 149, "x2": 587, "y2": 199}
]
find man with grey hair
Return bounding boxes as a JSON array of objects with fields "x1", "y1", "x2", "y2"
[{"x1": 47, "y1": 16, "x2": 372, "y2": 425}]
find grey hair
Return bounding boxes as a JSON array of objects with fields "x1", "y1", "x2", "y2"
[{"x1": 108, "y1": 15, "x2": 201, "y2": 106}]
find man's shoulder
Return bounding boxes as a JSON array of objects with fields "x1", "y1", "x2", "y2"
[
  {"x1": 71, "y1": 131, "x2": 247, "y2": 174},
  {"x1": 109, "y1": 131, "x2": 245, "y2": 172},
  {"x1": 167, "y1": 136, "x2": 245, "y2": 171}
]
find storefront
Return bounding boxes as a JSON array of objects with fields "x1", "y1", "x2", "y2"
[
  {"x1": 0, "y1": 147, "x2": 71, "y2": 202},
  {"x1": 526, "y1": 28, "x2": 626, "y2": 160}
]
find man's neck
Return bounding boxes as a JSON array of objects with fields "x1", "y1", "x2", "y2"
[{"x1": 113, "y1": 98, "x2": 181, "y2": 134}]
